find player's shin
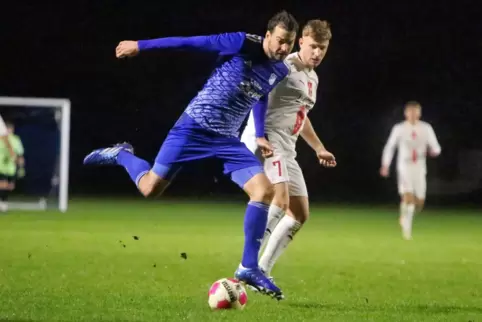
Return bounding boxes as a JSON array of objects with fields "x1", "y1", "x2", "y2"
[
  {"x1": 259, "y1": 215, "x2": 302, "y2": 276},
  {"x1": 404, "y1": 203, "x2": 415, "y2": 239},
  {"x1": 116, "y1": 150, "x2": 151, "y2": 187},
  {"x1": 399, "y1": 202, "x2": 407, "y2": 227},
  {"x1": 241, "y1": 201, "x2": 270, "y2": 269}
]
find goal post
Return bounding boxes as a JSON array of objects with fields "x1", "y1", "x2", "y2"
[{"x1": 0, "y1": 96, "x2": 71, "y2": 212}]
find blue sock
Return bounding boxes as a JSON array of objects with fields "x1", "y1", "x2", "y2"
[
  {"x1": 241, "y1": 201, "x2": 269, "y2": 269},
  {"x1": 116, "y1": 150, "x2": 151, "y2": 187}
]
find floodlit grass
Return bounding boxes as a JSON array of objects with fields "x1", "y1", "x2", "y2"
[{"x1": 0, "y1": 199, "x2": 480, "y2": 321}]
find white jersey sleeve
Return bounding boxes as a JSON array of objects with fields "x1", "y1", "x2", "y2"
[
  {"x1": 426, "y1": 124, "x2": 441, "y2": 155},
  {"x1": 381, "y1": 124, "x2": 401, "y2": 168},
  {"x1": 0, "y1": 115, "x2": 7, "y2": 136}
]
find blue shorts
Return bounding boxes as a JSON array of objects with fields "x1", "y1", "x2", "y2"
[{"x1": 152, "y1": 113, "x2": 263, "y2": 188}]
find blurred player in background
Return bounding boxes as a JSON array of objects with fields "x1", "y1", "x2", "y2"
[
  {"x1": 241, "y1": 20, "x2": 335, "y2": 280},
  {"x1": 84, "y1": 11, "x2": 299, "y2": 299},
  {"x1": 0, "y1": 114, "x2": 16, "y2": 163},
  {"x1": 380, "y1": 101, "x2": 441, "y2": 240},
  {"x1": 0, "y1": 121, "x2": 25, "y2": 212}
]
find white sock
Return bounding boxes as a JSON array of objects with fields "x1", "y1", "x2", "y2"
[
  {"x1": 399, "y1": 201, "x2": 407, "y2": 226},
  {"x1": 400, "y1": 202, "x2": 407, "y2": 220},
  {"x1": 259, "y1": 215, "x2": 302, "y2": 276},
  {"x1": 260, "y1": 204, "x2": 285, "y2": 251},
  {"x1": 404, "y1": 204, "x2": 415, "y2": 239}
]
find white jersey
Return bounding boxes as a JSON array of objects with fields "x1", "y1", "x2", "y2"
[
  {"x1": 243, "y1": 52, "x2": 319, "y2": 156},
  {"x1": 382, "y1": 120, "x2": 441, "y2": 174}
]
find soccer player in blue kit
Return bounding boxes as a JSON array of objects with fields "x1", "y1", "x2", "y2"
[{"x1": 83, "y1": 11, "x2": 298, "y2": 299}]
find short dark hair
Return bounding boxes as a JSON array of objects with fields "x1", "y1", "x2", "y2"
[
  {"x1": 405, "y1": 100, "x2": 422, "y2": 109},
  {"x1": 267, "y1": 10, "x2": 299, "y2": 33}
]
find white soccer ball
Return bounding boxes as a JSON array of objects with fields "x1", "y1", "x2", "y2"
[{"x1": 208, "y1": 278, "x2": 248, "y2": 310}]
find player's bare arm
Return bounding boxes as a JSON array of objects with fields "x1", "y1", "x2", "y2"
[
  {"x1": 427, "y1": 125, "x2": 441, "y2": 157},
  {"x1": 380, "y1": 124, "x2": 400, "y2": 178},
  {"x1": 300, "y1": 116, "x2": 336, "y2": 167}
]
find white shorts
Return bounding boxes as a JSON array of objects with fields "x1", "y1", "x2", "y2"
[
  {"x1": 397, "y1": 167, "x2": 426, "y2": 199},
  {"x1": 240, "y1": 131, "x2": 308, "y2": 197}
]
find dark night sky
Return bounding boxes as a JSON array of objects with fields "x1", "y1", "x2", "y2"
[{"x1": 1, "y1": 0, "x2": 481, "y2": 203}]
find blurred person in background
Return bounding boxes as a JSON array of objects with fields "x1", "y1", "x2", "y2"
[
  {"x1": 0, "y1": 120, "x2": 25, "y2": 212},
  {"x1": 380, "y1": 101, "x2": 441, "y2": 240}
]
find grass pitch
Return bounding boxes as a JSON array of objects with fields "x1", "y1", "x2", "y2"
[{"x1": 0, "y1": 199, "x2": 481, "y2": 321}]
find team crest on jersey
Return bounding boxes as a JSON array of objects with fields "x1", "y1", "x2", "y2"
[
  {"x1": 269, "y1": 73, "x2": 277, "y2": 85},
  {"x1": 246, "y1": 33, "x2": 262, "y2": 43},
  {"x1": 307, "y1": 81, "x2": 313, "y2": 97}
]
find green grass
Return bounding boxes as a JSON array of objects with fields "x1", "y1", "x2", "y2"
[{"x1": 0, "y1": 199, "x2": 481, "y2": 321}]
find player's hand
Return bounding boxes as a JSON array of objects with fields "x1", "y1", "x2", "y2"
[
  {"x1": 116, "y1": 41, "x2": 140, "y2": 58},
  {"x1": 17, "y1": 167, "x2": 25, "y2": 178},
  {"x1": 256, "y1": 137, "x2": 274, "y2": 158},
  {"x1": 380, "y1": 166, "x2": 389, "y2": 178},
  {"x1": 317, "y1": 149, "x2": 337, "y2": 168},
  {"x1": 428, "y1": 149, "x2": 440, "y2": 158}
]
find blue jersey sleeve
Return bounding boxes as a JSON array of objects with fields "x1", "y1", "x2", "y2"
[
  {"x1": 252, "y1": 96, "x2": 268, "y2": 138},
  {"x1": 137, "y1": 32, "x2": 246, "y2": 55}
]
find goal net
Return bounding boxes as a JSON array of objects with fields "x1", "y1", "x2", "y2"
[{"x1": 0, "y1": 97, "x2": 70, "y2": 212}]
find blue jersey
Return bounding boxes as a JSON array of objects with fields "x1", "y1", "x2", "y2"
[{"x1": 138, "y1": 32, "x2": 290, "y2": 137}]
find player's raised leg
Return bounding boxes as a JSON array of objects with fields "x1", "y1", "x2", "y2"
[{"x1": 83, "y1": 143, "x2": 172, "y2": 197}]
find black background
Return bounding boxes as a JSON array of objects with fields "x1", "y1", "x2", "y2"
[{"x1": 2, "y1": 0, "x2": 481, "y2": 205}]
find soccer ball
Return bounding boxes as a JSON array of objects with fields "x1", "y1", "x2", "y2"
[{"x1": 208, "y1": 278, "x2": 248, "y2": 310}]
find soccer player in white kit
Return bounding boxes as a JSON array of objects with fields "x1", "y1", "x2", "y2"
[
  {"x1": 380, "y1": 101, "x2": 441, "y2": 240},
  {"x1": 241, "y1": 20, "x2": 336, "y2": 279}
]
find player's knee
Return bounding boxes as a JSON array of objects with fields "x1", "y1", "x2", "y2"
[
  {"x1": 272, "y1": 194, "x2": 289, "y2": 212},
  {"x1": 402, "y1": 193, "x2": 415, "y2": 204},
  {"x1": 289, "y1": 206, "x2": 309, "y2": 224},
  {"x1": 298, "y1": 212, "x2": 309, "y2": 224},
  {"x1": 139, "y1": 185, "x2": 158, "y2": 198},
  {"x1": 244, "y1": 173, "x2": 275, "y2": 204},
  {"x1": 251, "y1": 181, "x2": 275, "y2": 204},
  {"x1": 288, "y1": 196, "x2": 309, "y2": 224},
  {"x1": 272, "y1": 183, "x2": 290, "y2": 211},
  {"x1": 274, "y1": 201, "x2": 289, "y2": 212},
  {"x1": 137, "y1": 172, "x2": 169, "y2": 198},
  {"x1": 416, "y1": 199, "x2": 425, "y2": 212},
  {"x1": 261, "y1": 183, "x2": 275, "y2": 204}
]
